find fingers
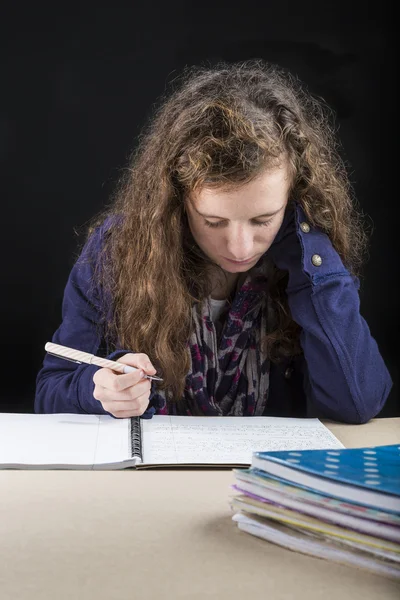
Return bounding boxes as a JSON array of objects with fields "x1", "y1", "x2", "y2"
[
  {"x1": 92, "y1": 352, "x2": 156, "y2": 418},
  {"x1": 101, "y1": 389, "x2": 151, "y2": 418},
  {"x1": 94, "y1": 378, "x2": 151, "y2": 403},
  {"x1": 117, "y1": 353, "x2": 157, "y2": 375},
  {"x1": 93, "y1": 365, "x2": 145, "y2": 392}
]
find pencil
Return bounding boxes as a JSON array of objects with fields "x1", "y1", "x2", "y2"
[{"x1": 44, "y1": 342, "x2": 163, "y2": 381}]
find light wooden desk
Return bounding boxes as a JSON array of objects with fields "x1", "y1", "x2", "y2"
[{"x1": 0, "y1": 417, "x2": 399, "y2": 600}]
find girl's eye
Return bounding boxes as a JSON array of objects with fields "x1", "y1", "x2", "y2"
[
  {"x1": 204, "y1": 220, "x2": 225, "y2": 228},
  {"x1": 204, "y1": 219, "x2": 273, "y2": 228},
  {"x1": 254, "y1": 219, "x2": 273, "y2": 227}
]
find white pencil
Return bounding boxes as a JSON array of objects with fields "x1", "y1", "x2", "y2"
[{"x1": 44, "y1": 342, "x2": 163, "y2": 381}]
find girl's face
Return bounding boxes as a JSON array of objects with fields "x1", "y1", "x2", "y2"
[{"x1": 185, "y1": 165, "x2": 291, "y2": 273}]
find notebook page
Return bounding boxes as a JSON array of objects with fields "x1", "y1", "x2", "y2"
[
  {"x1": 141, "y1": 416, "x2": 344, "y2": 465},
  {"x1": 93, "y1": 416, "x2": 132, "y2": 465},
  {"x1": 0, "y1": 413, "x2": 101, "y2": 466}
]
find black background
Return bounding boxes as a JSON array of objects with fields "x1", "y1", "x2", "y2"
[{"x1": 2, "y1": 2, "x2": 397, "y2": 416}]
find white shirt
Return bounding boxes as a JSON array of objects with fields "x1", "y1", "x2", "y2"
[{"x1": 209, "y1": 297, "x2": 228, "y2": 323}]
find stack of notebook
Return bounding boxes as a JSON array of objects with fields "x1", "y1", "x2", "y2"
[{"x1": 230, "y1": 444, "x2": 400, "y2": 579}]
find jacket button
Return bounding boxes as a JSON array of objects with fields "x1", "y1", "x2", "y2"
[
  {"x1": 284, "y1": 367, "x2": 293, "y2": 379},
  {"x1": 300, "y1": 222, "x2": 310, "y2": 233},
  {"x1": 311, "y1": 254, "x2": 322, "y2": 267}
]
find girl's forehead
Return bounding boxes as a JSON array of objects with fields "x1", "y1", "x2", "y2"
[{"x1": 188, "y1": 166, "x2": 291, "y2": 215}]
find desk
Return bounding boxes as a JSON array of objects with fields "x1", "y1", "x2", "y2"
[{"x1": 0, "y1": 417, "x2": 399, "y2": 600}]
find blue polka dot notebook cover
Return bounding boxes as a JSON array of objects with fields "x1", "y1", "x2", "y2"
[{"x1": 251, "y1": 444, "x2": 400, "y2": 514}]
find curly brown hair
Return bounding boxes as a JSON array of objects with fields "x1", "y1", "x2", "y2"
[{"x1": 87, "y1": 59, "x2": 367, "y2": 405}]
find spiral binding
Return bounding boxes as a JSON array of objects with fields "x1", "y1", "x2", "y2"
[{"x1": 130, "y1": 417, "x2": 143, "y2": 462}]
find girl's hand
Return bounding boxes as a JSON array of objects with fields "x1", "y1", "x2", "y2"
[{"x1": 93, "y1": 353, "x2": 157, "y2": 418}]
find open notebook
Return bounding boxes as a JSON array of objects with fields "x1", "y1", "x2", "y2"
[{"x1": 0, "y1": 413, "x2": 344, "y2": 470}]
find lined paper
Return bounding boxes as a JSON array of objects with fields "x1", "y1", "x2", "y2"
[
  {"x1": 141, "y1": 416, "x2": 344, "y2": 465},
  {"x1": 0, "y1": 414, "x2": 344, "y2": 469},
  {"x1": 0, "y1": 414, "x2": 131, "y2": 468},
  {"x1": 0, "y1": 413, "x2": 101, "y2": 466}
]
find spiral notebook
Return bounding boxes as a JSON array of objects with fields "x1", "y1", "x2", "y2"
[{"x1": 0, "y1": 413, "x2": 343, "y2": 470}]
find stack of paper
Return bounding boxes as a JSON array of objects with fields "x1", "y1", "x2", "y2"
[{"x1": 230, "y1": 444, "x2": 400, "y2": 579}]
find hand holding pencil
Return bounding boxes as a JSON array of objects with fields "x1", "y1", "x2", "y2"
[{"x1": 45, "y1": 342, "x2": 161, "y2": 418}]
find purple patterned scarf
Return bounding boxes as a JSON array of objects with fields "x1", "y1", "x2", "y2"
[{"x1": 154, "y1": 257, "x2": 272, "y2": 416}]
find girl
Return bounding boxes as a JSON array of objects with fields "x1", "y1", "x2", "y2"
[{"x1": 35, "y1": 60, "x2": 392, "y2": 423}]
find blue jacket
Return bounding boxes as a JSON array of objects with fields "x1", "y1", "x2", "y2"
[{"x1": 35, "y1": 205, "x2": 392, "y2": 423}]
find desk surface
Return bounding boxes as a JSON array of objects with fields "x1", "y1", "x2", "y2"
[{"x1": 0, "y1": 417, "x2": 399, "y2": 600}]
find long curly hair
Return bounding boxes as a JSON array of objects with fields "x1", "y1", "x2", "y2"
[{"x1": 87, "y1": 59, "x2": 367, "y2": 405}]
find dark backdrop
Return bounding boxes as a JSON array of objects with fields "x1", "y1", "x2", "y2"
[{"x1": 2, "y1": 2, "x2": 397, "y2": 416}]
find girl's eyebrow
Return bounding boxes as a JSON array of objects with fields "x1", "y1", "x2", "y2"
[{"x1": 191, "y1": 205, "x2": 283, "y2": 220}]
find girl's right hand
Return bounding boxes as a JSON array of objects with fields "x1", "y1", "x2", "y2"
[{"x1": 93, "y1": 353, "x2": 157, "y2": 418}]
